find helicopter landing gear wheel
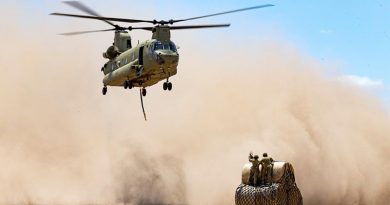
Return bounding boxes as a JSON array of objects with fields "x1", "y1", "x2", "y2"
[
  {"x1": 163, "y1": 78, "x2": 173, "y2": 91},
  {"x1": 163, "y1": 82, "x2": 168, "y2": 90},
  {"x1": 124, "y1": 81, "x2": 129, "y2": 89},
  {"x1": 142, "y1": 88, "x2": 147, "y2": 96},
  {"x1": 102, "y1": 86, "x2": 107, "y2": 95},
  {"x1": 124, "y1": 80, "x2": 133, "y2": 89}
]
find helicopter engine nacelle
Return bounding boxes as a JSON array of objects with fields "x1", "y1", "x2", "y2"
[{"x1": 103, "y1": 45, "x2": 120, "y2": 59}]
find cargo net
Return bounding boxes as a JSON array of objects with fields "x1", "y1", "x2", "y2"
[{"x1": 235, "y1": 163, "x2": 302, "y2": 205}]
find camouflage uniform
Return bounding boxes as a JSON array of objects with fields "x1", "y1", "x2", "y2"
[
  {"x1": 260, "y1": 154, "x2": 274, "y2": 185},
  {"x1": 248, "y1": 154, "x2": 261, "y2": 186}
]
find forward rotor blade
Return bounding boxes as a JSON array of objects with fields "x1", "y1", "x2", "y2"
[
  {"x1": 131, "y1": 27, "x2": 154, "y2": 31},
  {"x1": 169, "y1": 24, "x2": 230, "y2": 30},
  {"x1": 59, "y1": 28, "x2": 116, "y2": 36},
  {"x1": 63, "y1": 1, "x2": 116, "y2": 27},
  {"x1": 172, "y1": 4, "x2": 274, "y2": 23},
  {"x1": 51, "y1": 13, "x2": 155, "y2": 24}
]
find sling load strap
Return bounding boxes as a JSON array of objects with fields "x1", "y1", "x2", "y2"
[{"x1": 139, "y1": 88, "x2": 147, "y2": 121}]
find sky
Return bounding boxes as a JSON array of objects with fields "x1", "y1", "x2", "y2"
[
  {"x1": 15, "y1": 0, "x2": 389, "y2": 105},
  {"x1": 2, "y1": 1, "x2": 390, "y2": 204}
]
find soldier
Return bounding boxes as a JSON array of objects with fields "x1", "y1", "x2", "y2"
[
  {"x1": 260, "y1": 153, "x2": 274, "y2": 185},
  {"x1": 248, "y1": 152, "x2": 261, "y2": 186}
]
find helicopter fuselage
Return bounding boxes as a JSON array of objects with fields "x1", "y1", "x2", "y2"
[{"x1": 102, "y1": 39, "x2": 179, "y2": 88}]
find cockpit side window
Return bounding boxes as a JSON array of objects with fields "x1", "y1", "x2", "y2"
[{"x1": 169, "y1": 42, "x2": 177, "y2": 52}]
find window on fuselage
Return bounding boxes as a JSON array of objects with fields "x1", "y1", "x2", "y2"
[
  {"x1": 169, "y1": 42, "x2": 177, "y2": 52},
  {"x1": 154, "y1": 41, "x2": 164, "y2": 51},
  {"x1": 163, "y1": 43, "x2": 170, "y2": 50},
  {"x1": 127, "y1": 40, "x2": 132, "y2": 48},
  {"x1": 153, "y1": 41, "x2": 177, "y2": 52}
]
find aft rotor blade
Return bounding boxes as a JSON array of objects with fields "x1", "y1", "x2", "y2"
[
  {"x1": 51, "y1": 13, "x2": 155, "y2": 24},
  {"x1": 59, "y1": 28, "x2": 116, "y2": 36},
  {"x1": 63, "y1": 1, "x2": 116, "y2": 27},
  {"x1": 172, "y1": 4, "x2": 274, "y2": 23},
  {"x1": 169, "y1": 24, "x2": 230, "y2": 30}
]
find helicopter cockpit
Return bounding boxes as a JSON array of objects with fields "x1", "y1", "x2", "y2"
[{"x1": 153, "y1": 41, "x2": 177, "y2": 52}]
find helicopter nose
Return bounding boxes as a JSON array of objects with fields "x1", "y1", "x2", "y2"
[{"x1": 156, "y1": 51, "x2": 179, "y2": 66}]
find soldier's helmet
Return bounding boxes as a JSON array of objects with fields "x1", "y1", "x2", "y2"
[
  {"x1": 263, "y1": 153, "x2": 268, "y2": 157},
  {"x1": 254, "y1": 155, "x2": 259, "y2": 159}
]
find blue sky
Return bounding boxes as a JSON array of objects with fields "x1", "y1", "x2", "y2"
[
  {"x1": 270, "y1": 1, "x2": 390, "y2": 80},
  {"x1": 16, "y1": 0, "x2": 390, "y2": 104}
]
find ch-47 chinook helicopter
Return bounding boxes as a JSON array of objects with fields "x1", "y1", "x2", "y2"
[{"x1": 52, "y1": 1, "x2": 274, "y2": 119}]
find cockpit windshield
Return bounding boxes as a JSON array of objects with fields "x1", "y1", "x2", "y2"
[{"x1": 153, "y1": 41, "x2": 177, "y2": 52}]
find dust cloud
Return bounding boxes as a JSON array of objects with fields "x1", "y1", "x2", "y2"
[{"x1": 1, "y1": 4, "x2": 390, "y2": 205}]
